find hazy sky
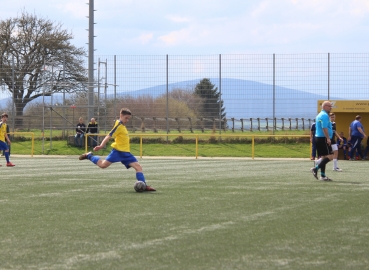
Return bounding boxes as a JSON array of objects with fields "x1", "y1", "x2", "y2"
[{"x1": 1, "y1": 0, "x2": 369, "y2": 55}]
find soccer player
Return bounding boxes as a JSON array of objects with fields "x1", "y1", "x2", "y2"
[
  {"x1": 0, "y1": 113, "x2": 15, "y2": 167},
  {"x1": 79, "y1": 108, "x2": 156, "y2": 191},
  {"x1": 310, "y1": 101, "x2": 333, "y2": 181},
  {"x1": 329, "y1": 113, "x2": 343, "y2": 171}
]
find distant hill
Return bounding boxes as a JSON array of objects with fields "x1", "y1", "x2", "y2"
[
  {"x1": 115, "y1": 78, "x2": 330, "y2": 119},
  {"x1": 0, "y1": 78, "x2": 331, "y2": 119}
]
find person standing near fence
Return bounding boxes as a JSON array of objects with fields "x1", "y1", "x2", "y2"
[
  {"x1": 310, "y1": 121, "x2": 317, "y2": 160},
  {"x1": 86, "y1": 118, "x2": 98, "y2": 148},
  {"x1": 310, "y1": 101, "x2": 333, "y2": 181},
  {"x1": 78, "y1": 108, "x2": 156, "y2": 192},
  {"x1": 348, "y1": 115, "x2": 367, "y2": 161},
  {"x1": 74, "y1": 117, "x2": 86, "y2": 148},
  {"x1": 0, "y1": 113, "x2": 15, "y2": 167}
]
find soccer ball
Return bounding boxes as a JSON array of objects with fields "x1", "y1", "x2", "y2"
[{"x1": 134, "y1": 181, "x2": 146, "y2": 192}]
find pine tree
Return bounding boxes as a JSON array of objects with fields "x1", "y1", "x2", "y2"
[{"x1": 194, "y1": 78, "x2": 226, "y2": 129}]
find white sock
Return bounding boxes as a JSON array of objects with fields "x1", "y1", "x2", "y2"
[
  {"x1": 315, "y1": 158, "x2": 323, "y2": 166},
  {"x1": 333, "y1": 159, "x2": 338, "y2": 169}
]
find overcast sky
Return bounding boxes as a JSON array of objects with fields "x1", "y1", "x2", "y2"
[{"x1": 1, "y1": 0, "x2": 369, "y2": 55}]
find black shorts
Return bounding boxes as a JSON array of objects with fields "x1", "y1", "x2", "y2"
[{"x1": 315, "y1": 137, "x2": 333, "y2": 156}]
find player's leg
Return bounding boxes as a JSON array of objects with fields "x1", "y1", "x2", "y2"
[
  {"x1": 349, "y1": 136, "x2": 360, "y2": 160},
  {"x1": 1, "y1": 142, "x2": 14, "y2": 167},
  {"x1": 332, "y1": 144, "x2": 341, "y2": 171},
  {"x1": 318, "y1": 154, "x2": 333, "y2": 180},
  {"x1": 79, "y1": 151, "x2": 112, "y2": 168},
  {"x1": 129, "y1": 161, "x2": 156, "y2": 191},
  {"x1": 311, "y1": 141, "x2": 317, "y2": 160},
  {"x1": 312, "y1": 138, "x2": 332, "y2": 180}
]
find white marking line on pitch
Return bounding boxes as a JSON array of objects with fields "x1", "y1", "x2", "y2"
[
  {"x1": 60, "y1": 194, "x2": 337, "y2": 266},
  {"x1": 125, "y1": 195, "x2": 337, "y2": 250},
  {"x1": 123, "y1": 196, "x2": 336, "y2": 249}
]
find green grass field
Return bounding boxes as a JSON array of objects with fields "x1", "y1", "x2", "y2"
[
  {"x1": 9, "y1": 139, "x2": 310, "y2": 158},
  {"x1": 1, "y1": 157, "x2": 368, "y2": 269}
]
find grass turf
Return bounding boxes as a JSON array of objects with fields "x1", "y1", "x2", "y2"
[{"x1": 1, "y1": 157, "x2": 368, "y2": 269}]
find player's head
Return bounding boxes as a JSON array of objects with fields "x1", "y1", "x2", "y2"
[
  {"x1": 329, "y1": 112, "x2": 335, "y2": 121},
  {"x1": 355, "y1": 115, "x2": 361, "y2": 121},
  {"x1": 120, "y1": 108, "x2": 132, "y2": 116},
  {"x1": 91, "y1": 118, "x2": 96, "y2": 123},
  {"x1": 119, "y1": 108, "x2": 132, "y2": 124},
  {"x1": 339, "y1": 131, "x2": 344, "y2": 137},
  {"x1": 1, "y1": 113, "x2": 8, "y2": 121},
  {"x1": 322, "y1": 101, "x2": 332, "y2": 112},
  {"x1": 79, "y1": 117, "x2": 84, "y2": 123}
]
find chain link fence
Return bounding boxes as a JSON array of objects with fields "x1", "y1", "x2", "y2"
[{"x1": 1, "y1": 53, "x2": 368, "y2": 136}]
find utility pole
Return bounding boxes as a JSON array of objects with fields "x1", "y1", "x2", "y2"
[{"x1": 87, "y1": 0, "x2": 95, "y2": 120}]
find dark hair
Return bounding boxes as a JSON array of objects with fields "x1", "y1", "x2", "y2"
[
  {"x1": 1, "y1": 113, "x2": 8, "y2": 118},
  {"x1": 120, "y1": 108, "x2": 132, "y2": 115},
  {"x1": 356, "y1": 115, "x2": 361, "y2": 120}
]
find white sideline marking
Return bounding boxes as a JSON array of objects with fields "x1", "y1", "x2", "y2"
[{"x1": 65, "y1": 251, "x2": 121, "y2": 267}]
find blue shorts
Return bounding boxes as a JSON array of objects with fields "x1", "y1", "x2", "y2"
[
  {"x1": 0, "y1": 141, "x2": 8, "y2": 151},
  {"x1": 105, "y1": 149, "x2": 138, "y2": 169}
]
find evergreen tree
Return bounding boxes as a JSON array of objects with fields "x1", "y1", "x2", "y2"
[{"x1": 194, "y1": 78, "x2": 226, "y2": 129}]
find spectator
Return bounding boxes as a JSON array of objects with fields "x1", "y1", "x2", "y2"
[
  {"x1": 86, "y1": 118, "x2": 99, "y2": 148},
  {"x1": 348, "y1": 115, "x2": 367, "y2": 160},
  {"x1": 310, "y1": 121, "x2": 317, "y2": 160},
  {"x1": 74, "y1": 117, "x2": 86, "y2": 148}
]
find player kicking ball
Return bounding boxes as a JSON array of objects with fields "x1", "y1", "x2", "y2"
[{"x1": 79, "y1": 108, "x2": 156, "y2": 192}]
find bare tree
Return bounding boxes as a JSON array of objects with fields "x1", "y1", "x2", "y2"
[{"x1": 0, "y1": 11, "x2": 87, "y2": 127}]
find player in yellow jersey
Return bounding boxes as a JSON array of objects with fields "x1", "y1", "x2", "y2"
[
  {"x1": 0, "y1": 113, "x2": 15, "y2": 167},
  {"x1": 79, "y1": 108, "x2": 156, "y2": 191}
]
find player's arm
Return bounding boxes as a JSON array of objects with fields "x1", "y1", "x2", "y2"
[
  {"x1": 323, "y1": 127, "x2": 331, "y2": 145},
  {"x1": 94, "y1": 134, "x2": 111, "y2": 151},
  {"x1": 357, "y1": 127, "x2": 367, "y2": 138},
  {"x1": 335, "y1": 130, "x2": 342, "y2": 141}
]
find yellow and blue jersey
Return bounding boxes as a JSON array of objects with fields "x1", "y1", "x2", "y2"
[
  {"x1": 109, "y1": 120, "x2": 130, "y2": 152},
  {"x1": 0, "y1": 122, "x2": 7, "y2": 143}
]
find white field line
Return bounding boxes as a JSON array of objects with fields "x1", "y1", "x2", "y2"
[{"x1": 59, "y1": 195, "x2": 337, "y2": 267}]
